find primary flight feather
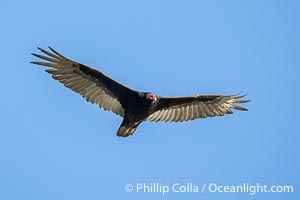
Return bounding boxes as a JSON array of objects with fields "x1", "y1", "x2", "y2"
[{"x1": 31, "y1": 47, "x2": 250, "y2": 137}]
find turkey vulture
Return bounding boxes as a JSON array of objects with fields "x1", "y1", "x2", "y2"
[{"x1": 31, "y1": 47, "x2": 250, "y2": 137}]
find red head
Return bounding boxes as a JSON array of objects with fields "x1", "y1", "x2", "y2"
[{"x1": 145, "y1": 93, "x2": 157, "y2": 103}]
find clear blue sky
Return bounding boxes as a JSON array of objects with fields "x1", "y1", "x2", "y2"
[{"x1": 0, "y1": 0, "x2": 299, "y2": 199}]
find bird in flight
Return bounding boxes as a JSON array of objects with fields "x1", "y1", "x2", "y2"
[{"x1": 31, "y1": 47, "x2": 250, "y2": 137}]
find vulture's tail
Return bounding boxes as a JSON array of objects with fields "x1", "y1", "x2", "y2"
[{"x1": 116, "y1": 121, "x2": 140, "y2": 137}]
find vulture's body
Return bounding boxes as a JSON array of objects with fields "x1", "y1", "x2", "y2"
[{"x1": 31, "y1": 47, "x2": 250, "y2": 137}]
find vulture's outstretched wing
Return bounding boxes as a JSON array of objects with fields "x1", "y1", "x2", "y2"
[
  {"x1": 147, "y1": 94, "x2": 249, "y2": 122},
  {"x1": 31, "y1": 47, "x2": 137, "y2": 117}
]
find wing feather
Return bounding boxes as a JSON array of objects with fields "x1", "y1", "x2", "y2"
[
  {"x1": 147, "y1": 94, "x2": 249, "y2": 122},
  {"x1": 31, "y1": 47, "x2": 139, "y2": 117}
]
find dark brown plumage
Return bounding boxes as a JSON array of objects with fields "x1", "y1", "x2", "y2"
[{"x1": 31, "y1": 47, "x2": 250, "y2": 137}]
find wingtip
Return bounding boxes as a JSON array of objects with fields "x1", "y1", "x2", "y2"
[
  {"x1": 234, "y1": 93, "x2": 248, "y2": 99},
  {"x1": 234, "y1": 105, "x2": 248, "y2": 111},
  {"x1": 231, "y1": 93, "x2": 250, "y2": 111},
  {"x1": 31, "y1": 52, "x2": 39, "y2": 57},
  {"x1": 233, "y1": 93, "x2": 250, "y2": 102},
  {"x1": 48, "y1": 46, "x2": 54, "y2": 51},
  {"x1": 240, "y1": 107, "x2": 248, "y2": 111},
  {"x1": 30, "y1": 61, "x2": 38, "y2": 65},
  {"x1": 36, "y1": 46, "x2": 55, "y2": 54}
]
